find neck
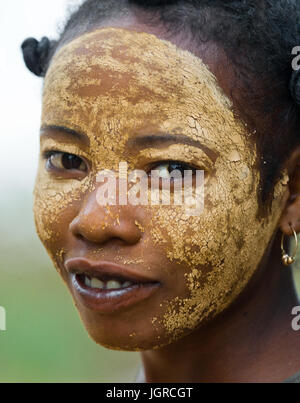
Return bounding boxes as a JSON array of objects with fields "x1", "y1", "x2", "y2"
[{"x1": 139, "y1": 231, "x2": 300, "y2": 382}]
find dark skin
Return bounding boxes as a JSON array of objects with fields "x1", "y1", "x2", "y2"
[
  {"x1": 37, "y1": 13, "x2": 300, "y2": 382},
  {"x1": 138, "y1": 232, "x2": 300, "y2": 382},
  {"x1": 137, "y1": 148, "x2": 300, "y2": 383}
]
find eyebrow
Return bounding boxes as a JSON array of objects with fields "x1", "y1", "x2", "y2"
[
  {"x1": 128, "y1": 133, "x2": 218, "y2": 163},
  {"x1": 40, "y1": 125, "x2": 90, "y2": 146}
]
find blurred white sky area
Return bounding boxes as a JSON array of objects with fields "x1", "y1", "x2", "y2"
[{"x1": 0, "y1": 0, "x2": 82, "y2": 192}]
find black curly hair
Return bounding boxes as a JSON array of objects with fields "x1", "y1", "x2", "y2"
[{"x1": 21, "y1": 0, "x2": 300, "y2": 217}]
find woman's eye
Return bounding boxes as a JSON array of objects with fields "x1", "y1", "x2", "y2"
[
  {"x1": 152, "y1": 162, "x2": 195, "y2": 179},
  {"x1": 46, "y1": 152, "x2": 87, "y2": 172}
]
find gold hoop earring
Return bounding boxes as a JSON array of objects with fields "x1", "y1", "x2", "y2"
[{"x1": 281, "y1": 224, "x2": 298, "y2": 266}]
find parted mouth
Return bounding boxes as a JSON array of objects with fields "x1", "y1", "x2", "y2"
[{"x1": 65, "y1": 257, "x2": 160, "y2": 291}]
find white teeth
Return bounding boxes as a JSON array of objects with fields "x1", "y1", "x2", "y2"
[
  {"x1": 84, "y1": 276, "x2": 133, "y2": 290},
  {"x1": 85, "y1": 276, "x2": 91, "y2": 287},
  {"x1": 106, "y1": 280, "x2": 122, "y2": 290},
  {"x1": 90, "y1": 277, "x2": 105, "y2": 289}
]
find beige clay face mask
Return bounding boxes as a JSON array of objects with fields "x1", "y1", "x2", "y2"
[{"x1": 35, "y1": 28, "x2": 289, "y2": 347}]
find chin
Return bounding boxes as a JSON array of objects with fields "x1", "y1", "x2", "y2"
[
  {"x1": 78, "y1": 315, "x2": 179, "y2": 352},
  {"x1": 86, "y1": 327, "x2": 165, "y2": 351},
  {"x1": 82, "y1": 313, "x2": 202, "y2": 352}
]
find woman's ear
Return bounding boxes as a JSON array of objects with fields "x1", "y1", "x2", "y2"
[{"x1": 279, "y1": 147, "x2": 300, "y2": 236}]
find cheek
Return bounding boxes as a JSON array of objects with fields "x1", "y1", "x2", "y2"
[
  {"x1": 147, "y1": 165, "x2": 280, "y2": 340},
  {"x1": 33, "y1": 166, "x2": 91, "y2": 264},
  {"x1": 34, "y1": 194, "x2": 73, "y2": 276},
  {"x1": 149, "y1": 164, "x2": 257, "y2": 269}
]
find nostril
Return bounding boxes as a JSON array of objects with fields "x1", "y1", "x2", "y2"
[
  {"x1": 69, "y1": 216, "x2": 89, "y2": 242},
  {"x1": 75, "y1": 232, "x2": 85, "y2": 242}
]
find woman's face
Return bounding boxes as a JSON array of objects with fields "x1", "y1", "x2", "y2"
[{"x1": 35, "y1": 28, "x2": 289, "y2": 350}]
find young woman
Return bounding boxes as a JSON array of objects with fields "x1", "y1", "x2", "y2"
[{"x1": 21, "y1": 0, "x2": 300, "y2": 382}]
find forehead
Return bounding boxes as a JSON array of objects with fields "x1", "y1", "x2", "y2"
[
  {"x1": 42, "y1": 27, "x2": 253, "y2": 165},
  {"x1": 43, "y1": 28, "x2": 233, "y2": 129}
]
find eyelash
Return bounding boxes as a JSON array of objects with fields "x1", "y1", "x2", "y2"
[
  {"x1": 43, "y1": 151, "x2": 199, "y2": 179},
  {"x1": 148, "y1": 161, "x2": 198, "y2": 177},
  {"x1": 44, "y1": 151, "x2": 88, "y2": 173}
]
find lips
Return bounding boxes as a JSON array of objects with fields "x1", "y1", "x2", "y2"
[{"x1": 65, "y1": 258, "x2": 160, "y2": 314}]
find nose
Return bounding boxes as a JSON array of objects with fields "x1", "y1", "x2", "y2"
[{"x1": 69, "y1": 188, "x2": 142, "y2": 246}]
